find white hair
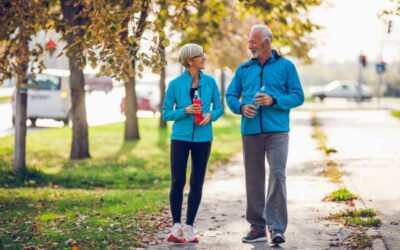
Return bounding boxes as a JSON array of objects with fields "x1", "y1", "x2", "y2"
[
  {"x1": 178, "y1": 43, "x2": 203, "y2": 68},
  {"x1": 250, "y1": 25, "x2": 273, "y2": 43}
]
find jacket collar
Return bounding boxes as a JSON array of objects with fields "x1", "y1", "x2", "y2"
[{"x1": 183, "y1": 69, "x2": 206, "y2": 87}]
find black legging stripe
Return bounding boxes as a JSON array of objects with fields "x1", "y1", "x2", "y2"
[{"x1": 169, "y1": 140, "x2": 211, "y2": 226}]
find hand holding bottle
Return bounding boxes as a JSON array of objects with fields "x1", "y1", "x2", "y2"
[
  {"x1": 254, "y1": 86, "x2": 274, "y2": 106},
  {"x1": 193, "y1": 90, "x2": 203, "y2": 125}
]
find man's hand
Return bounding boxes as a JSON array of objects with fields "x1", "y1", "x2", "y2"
[
  {"x1": 254, "y1": 93, "x2": 273, "y2": 106},
  {"x1": 185, "y1": 104, "x2": 202, "y2": 114},
  {"x1": 199, "y1": 113, "x2": 211, "y2": 125},
  {"x1": 241, "y1": 104, "x2": 258, "y2": 119}
]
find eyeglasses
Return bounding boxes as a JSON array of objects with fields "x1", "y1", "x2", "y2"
[{"x1": 191, "y1": 53, "x2": 206, "y2": 59}]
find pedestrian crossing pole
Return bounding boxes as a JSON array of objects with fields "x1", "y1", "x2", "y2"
[{"x1": 358, "y1": 54, "x2": 366, "y2": 103}]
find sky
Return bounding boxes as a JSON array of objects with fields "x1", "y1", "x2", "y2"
[{"x1": 308, "y1": 0, "x2": 399, "y2": 64}]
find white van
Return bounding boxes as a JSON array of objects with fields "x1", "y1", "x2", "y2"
[{"x1": 12, "y1": 69, "x2": 71, "y2": 126}]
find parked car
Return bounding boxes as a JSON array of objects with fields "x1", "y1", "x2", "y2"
[
  {"x1": 12, "y1": 69, "x2": 71, "y2": 126},
  {"x1": 120, "y1": 85, "x2": 160, "y2": 115},
  {"x1": 308, "y1": 80, "x2": 373, "y2": 101},
  {"x1": 84, "y1": 74, "x2": 113, "y2": 94}
]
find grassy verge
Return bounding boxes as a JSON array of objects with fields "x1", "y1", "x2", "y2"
[
  {"x1": 304, "y1": 95, "x2": 316, "y2": 103},
  {"x1": 0, "y1": 96, "x2": 11, "y2": 102},
  {"x1": 391, "y1": 111, "x2": 400, "y2": 119},
  {"x1": 0, "y1": 114, "x2": 242, "y2": 249}
]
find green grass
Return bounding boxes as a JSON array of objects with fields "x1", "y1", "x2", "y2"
[
  {"x1": 392, "y1": 111, "x2": 400, "y2": 119},
  {"x1": 0, "y1": 114, "x2": 242, "y2": 248},
  {"x1": 324, "y1": 188, "x2": 358, "y2": 202},
  {"x1": 321, "y1": 160, "x2": 342, "y2": 183},
  {"x1": 311, "y1": 113, "x2": 327, "y2": 150},
  {"x1": 304, "y1": 95, "x2": 316, "y2": 103},
  {"x1": 345, "y1": 233, "x2": 372, "y2": 248},
  {"x1": 311, "y1": 113, "x2": 340, "y2": 182},
  {"x1": 327, "y1": 208, "x2": 381, "y2": 227},
  {"x1": 0, "y1": 96, "x2": 11, "y2": 102}
]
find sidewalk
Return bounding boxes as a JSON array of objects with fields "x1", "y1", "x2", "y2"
[
  {"x1": 319, "y1": 110, "x2": 400, "y2": 250},
  {"x1": 150, "y1": 112, "x2": 347, "y2": 249}
]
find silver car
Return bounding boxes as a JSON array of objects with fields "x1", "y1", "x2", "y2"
[
  {"x1": 309, "y1": 80, "x2": 373, "y2": 101},
  {"x1": 12, "y1": 69, "x2": 71, "y2": 126}
]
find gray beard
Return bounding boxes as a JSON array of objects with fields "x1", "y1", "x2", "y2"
[{"x1": 250, "y1": 45, "x2": 266, "y2": 59}]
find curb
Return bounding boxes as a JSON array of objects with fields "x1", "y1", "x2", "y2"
[{"x1": 341, "y1": 169, "x2": 387, "y2": 250}]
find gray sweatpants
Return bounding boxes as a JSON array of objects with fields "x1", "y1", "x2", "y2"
[{"x1": 242, "y1": 132, "x2": 289, "y2": 233}]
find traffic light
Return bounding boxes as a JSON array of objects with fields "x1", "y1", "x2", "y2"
[
  {"x1": 388, "y1": 20, "x2": 392, "y2": 34},
  {"x1": 379, "y1": 60, "x2": 386, "y2": 72},
  {"x1": 360, "y1": 54, "x2": 367, "y2": 67}
]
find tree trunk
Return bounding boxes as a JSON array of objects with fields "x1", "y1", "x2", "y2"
[
  {"x1": 220, "y1": 68, "x2": 226, "y2": 111},
  {"x1": 121, "y1": 0, "x2": 150, "y2": 141},
  {"x1": 124, "y1": 60, "x2": 140, "y2": 140},
  {"x1": 13, "y1": 51, "x2": 28, "y2": 172},
  {"x1": 159, "y1": 42, "x2": 167, "y2": 128},
  {"x1": 61, "y1": 0, "x2": 90, "y2": 159}
]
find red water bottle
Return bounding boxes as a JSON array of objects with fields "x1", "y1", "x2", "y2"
[{"x1": 193, "y1": 90, "x2": 203, "y2": 125}]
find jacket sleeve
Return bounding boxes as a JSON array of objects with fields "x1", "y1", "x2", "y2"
[
  {"x1": 271, "y1": 62, "x2": 304, "y2": 110},
  {"x1": 162, "y1": 82, "x2": 188, "y2": 121},
  {"x1": 225, "y1": 67, "x2": 243, "y2": 115},
  {"x1": 210, "y1": 79, "x2": 224, "y2": 122}
]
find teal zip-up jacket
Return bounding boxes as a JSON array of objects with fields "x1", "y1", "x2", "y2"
[
  {"x1": 226, "y1": 50, "x2": 304, "y2": 135},
  {"x1": 162, "y1": 70, "x2": 224, "y2": 142}
]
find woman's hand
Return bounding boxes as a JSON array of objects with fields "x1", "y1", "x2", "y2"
[
  {"x1": 185, "y1": 104, "x2": 202, "y2": 114},
  {"x1": 199, "y1": 113, "x2": 211, "y2": 125}
]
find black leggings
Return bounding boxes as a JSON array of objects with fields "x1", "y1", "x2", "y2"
[{"x1": 170, "y1": 140, "x2": 211, "y2": 226}]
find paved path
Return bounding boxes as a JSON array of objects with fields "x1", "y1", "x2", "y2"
[
  {"x1": 151, "y1": 112, "x2": 345, "y2": 249},
  {"x1": 319, "y1": 110, "x2": 400, "y2": 250}
]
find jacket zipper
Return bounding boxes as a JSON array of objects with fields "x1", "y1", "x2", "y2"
[
  {"x1": 191, "y1": 86, "x2": 201, "y2": 141},
  {"x1": 259, "y1": 64, "x2": 267, "y2": 134}
]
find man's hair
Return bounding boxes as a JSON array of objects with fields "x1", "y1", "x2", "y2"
[
  {"x1": 178, "y1": 43, "x2": 203, "y2": 68},
  {"x1": 250, "y1": 25, "x2": 273, "y2": 44}
]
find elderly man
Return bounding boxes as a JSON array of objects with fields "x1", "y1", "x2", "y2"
[{"x1": 226, "y1": 25, "x2": 304, "y2": 244}]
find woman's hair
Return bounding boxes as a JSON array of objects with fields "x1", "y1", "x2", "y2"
[
  {"x1": 178, "y1": 43, "x2": 203, "y2": 68},
  {"x1": 250, "y1": 24, "x2": 273, "y2": 43}
]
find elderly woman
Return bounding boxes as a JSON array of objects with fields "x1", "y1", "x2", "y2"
[{"x1": 162, "y1": 43, "x2": 224, "y2": 243}]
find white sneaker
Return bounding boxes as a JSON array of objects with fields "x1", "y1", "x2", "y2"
[
  {"x1": 167, "y1": 223, "x2": 185, "y2": 243},
  {"x1": 183, "y1": 224, "x2": 199, "y2": 243}
]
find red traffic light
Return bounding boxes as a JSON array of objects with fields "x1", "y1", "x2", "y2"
[{"x1": 360, "y1": 54, "x2": 367, "y2": 67}]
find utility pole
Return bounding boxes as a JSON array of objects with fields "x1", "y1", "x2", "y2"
[{"x1": 358, "y1": 54, "x2": 366, "y2": 103}]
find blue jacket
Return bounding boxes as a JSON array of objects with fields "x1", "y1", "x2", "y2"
[
  {"x1": 162, "y1": 70, "x2": 224, "y2": 142},
  {"x1": 226, "y1": 50, "x2": 304, "y2": 135}
]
